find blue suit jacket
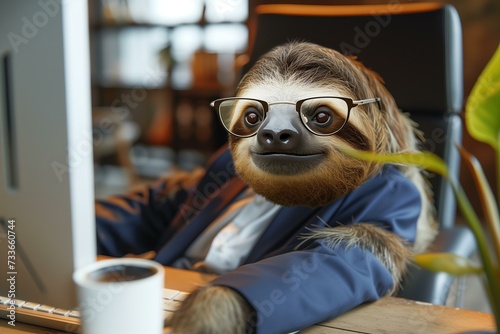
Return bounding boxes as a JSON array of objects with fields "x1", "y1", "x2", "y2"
[{"x1": 96, "y1": 147, "x2": 421, "y2": 333}]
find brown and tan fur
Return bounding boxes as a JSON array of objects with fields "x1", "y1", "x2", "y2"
[{"x1": 169, "y1": 42, "x2": 436, "y2": 333}]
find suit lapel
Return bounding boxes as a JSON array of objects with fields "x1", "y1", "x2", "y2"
[{"x1": 154, "y1": 177, "x2": 247, "y2": 265}]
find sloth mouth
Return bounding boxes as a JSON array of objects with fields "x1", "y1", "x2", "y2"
[{"x1": 250, "y1": 151, "x2": 326, "y2": 175}]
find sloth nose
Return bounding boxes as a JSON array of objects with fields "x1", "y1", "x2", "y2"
[
  {"x1": 256, "y1": 109, "x2": 302, "y2": 151},
  {"x1": 258, "y1": 128, "x2": 300, "y2": 150}
]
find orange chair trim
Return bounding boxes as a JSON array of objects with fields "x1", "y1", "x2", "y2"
[{"x1": 256, "y1": 3, "x2": 444, "y2": 17}]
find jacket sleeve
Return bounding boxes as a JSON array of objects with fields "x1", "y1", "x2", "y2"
[
  {"x1": 212, "y1": 166, "x2": 421, "y2": 333},
  {"x1": 213, "y1": 242, "x2": 393, "y2": 333}
]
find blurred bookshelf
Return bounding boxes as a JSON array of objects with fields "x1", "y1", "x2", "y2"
[{"x1": 88, "y1": 0, "x2": 249, "y2": 192}]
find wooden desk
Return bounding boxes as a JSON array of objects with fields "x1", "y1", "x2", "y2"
[{"x1": 0, "y1": 267, "x2": 495, "y2": 334}]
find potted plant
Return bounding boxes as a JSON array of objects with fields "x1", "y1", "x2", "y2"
[{"x1": 343, "y1": 43, "x2": 500, "y2": 332}]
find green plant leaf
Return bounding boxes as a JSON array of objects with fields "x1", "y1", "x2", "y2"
[
  {"x1": 414, "y1": 253, "x2": 483, "y2": 276},
  {"x1": 466, "y1": 43, "x2": 500, "y2": 150},
  {"x1": 339, "y1": 147, "x2": 449, "y2": 177}
]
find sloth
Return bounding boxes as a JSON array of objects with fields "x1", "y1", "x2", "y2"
[
  {"x1": 164, "y1": 42, "x2": 436, "y2": 333},
  {"x1": 96, "y1": 42, "x2": 436, "y2": 334}
]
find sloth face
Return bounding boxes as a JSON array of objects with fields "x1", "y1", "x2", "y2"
[
  {"x1": 219, "y1": 42, "x2": 405, "y2": 207},
  {"x1": 228, "y1": 81, "x2": 378, "y2": 207}
]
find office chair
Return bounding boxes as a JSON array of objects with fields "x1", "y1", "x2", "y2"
[{"x1": 242, "y1": 2, "x2": 476, "y2": 306}]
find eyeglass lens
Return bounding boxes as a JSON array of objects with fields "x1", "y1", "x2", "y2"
[{"x1": 217, "y1": 97, "x2": 350, "y2": 137}]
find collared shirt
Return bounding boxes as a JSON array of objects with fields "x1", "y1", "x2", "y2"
[{"x1": 173, "y1": 191, "x2": 281, "y2": 274}]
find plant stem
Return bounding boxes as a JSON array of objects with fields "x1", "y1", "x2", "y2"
[
  {"x1": 497, "y1": 131, "x2": 500, "y2": 210},
  {"x1": 496, "y1": 133, "x2": 500, "y2": 333},
  {"x1": 459, "y1": 146, "x2": 500, "y2": 262}
]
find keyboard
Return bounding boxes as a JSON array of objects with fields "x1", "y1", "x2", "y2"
[{"x1": 0, "y1": 288, "x2": 189, "y2": 333}]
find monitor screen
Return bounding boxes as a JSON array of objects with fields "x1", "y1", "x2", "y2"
[{"x1": 0, "y1": 0, "x2": 96, "y2": 309}]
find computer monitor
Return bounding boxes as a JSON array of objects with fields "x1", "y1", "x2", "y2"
[{"x1": 0, "y1": 0, "x2": 96, "y2": 309}]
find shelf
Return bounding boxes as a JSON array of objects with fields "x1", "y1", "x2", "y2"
[
  {"x1": 91, "y1": 20, "x2": 244, "y2": 30},
  {"x1": 92, "y1": 83, "x2": 168, "y2": 90}
]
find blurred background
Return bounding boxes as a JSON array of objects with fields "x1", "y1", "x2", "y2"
[{"x1": 89, "y1": 0, "x2": 249, "y2": 197}]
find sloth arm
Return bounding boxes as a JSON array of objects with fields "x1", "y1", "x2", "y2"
[
  {"x1": 213, "y1": 244, "x2": 393, "y2": 333},
  {"x1": 94, "y1": 168, "x2": 206, "y2": 257},
  {"x1": 94, "y1": 146, "x2": 231, "y2": 257}
]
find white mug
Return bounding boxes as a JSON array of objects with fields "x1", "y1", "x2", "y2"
[{"x1": 73, "y1": 258, "x2": 164, "y2": 334}]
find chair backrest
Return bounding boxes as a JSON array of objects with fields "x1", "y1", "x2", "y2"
[{"x1": 243, "y1": 3, "x2": 463, "y2": 231}]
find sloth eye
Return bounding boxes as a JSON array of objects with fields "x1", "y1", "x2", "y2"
[
  {"x1": 313, "y1": 111, "x2": 330, "y2": 124},
  {"x1": 244, "y1": 108, "x2": 262, "y2": 126},
  {"x1": 311, "y1": 107, "x2": 333, "y2": 125}
]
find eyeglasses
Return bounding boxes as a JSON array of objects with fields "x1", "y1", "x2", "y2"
[{"x1": 210, "y1": 96, "x2": 381, "y2": 138}]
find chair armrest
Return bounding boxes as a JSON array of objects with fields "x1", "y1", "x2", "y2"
[{"x1": 398, "y1": 225, "x2": 476, "y2": 305}]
